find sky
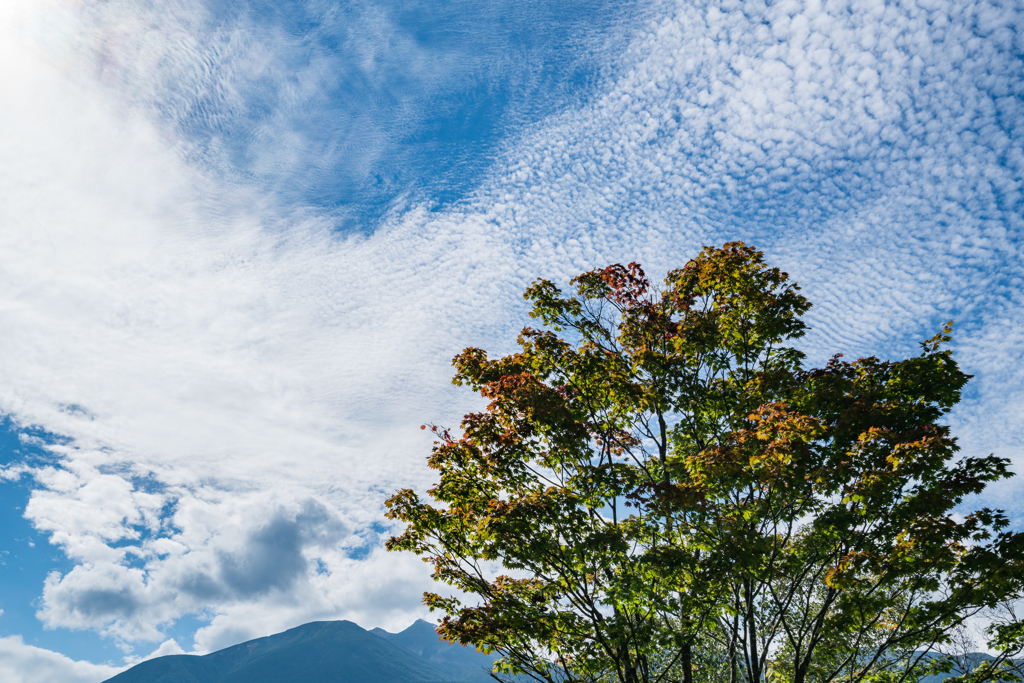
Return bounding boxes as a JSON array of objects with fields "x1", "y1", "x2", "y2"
[{"x1": 0, "y1": 0, "x2": 1021, "y2": 680}]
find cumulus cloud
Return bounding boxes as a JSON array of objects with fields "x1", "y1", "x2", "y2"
[
  {"x1": 0, "y1": 637, "x2": 122, "y2": 683},
  {"x1": 35, "y1": 492, "x2": 349, "y2": 642},
  {"x1": 0, "y1": 0, "x2": 1021, "y2": 672},
  {"x1": 187, "y1": 545, "x2": 437, "y2": 653}
]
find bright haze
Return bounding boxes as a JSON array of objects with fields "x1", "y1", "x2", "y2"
[{"x1": 0, "y1": 0, "x2": 1021, "y2": 680}]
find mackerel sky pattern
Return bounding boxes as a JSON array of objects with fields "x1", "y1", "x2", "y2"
[{"x1": 0, "y1": 0, "x2": 1021, "y2": 679}]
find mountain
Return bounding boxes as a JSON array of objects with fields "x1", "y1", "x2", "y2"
[
  {"x1": 371, "y1": 620, "x2": 496, "y2": 673},
  {"x1": 103, "y1": 619, "x2": 497, "y2": 683}
]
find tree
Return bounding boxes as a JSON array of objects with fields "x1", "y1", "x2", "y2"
[
  {"x1": 385, "y1": 242, "x2": 1024, "y2": 683},
  {"x1": 931, "y1": 602, "x2": 1024, "y2": 683}
]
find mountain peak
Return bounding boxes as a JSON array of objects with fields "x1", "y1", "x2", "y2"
[{"x1": 104, "y1": 619, "x2": 496, "y2": 683}]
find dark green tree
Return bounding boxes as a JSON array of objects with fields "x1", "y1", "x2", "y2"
[{"x1": 386, "y1": 243, "x2": 1024, "y2": 683}]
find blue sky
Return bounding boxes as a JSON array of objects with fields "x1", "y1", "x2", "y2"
[{"x1": 0, "y1": 0, "x2": 1022, "y2": 680}]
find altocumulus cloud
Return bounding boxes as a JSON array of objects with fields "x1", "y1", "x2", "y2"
[{"x1": 0, "y1": 0, "x2": 1022, "y2": 676}]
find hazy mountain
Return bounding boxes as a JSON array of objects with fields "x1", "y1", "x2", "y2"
[{"x1": 103, "y1": 619, "x2": 497, "y2": 683}]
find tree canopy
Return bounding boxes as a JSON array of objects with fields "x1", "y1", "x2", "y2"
[{"x1": 386, "y1": 242, "x2": 1024, "y2": 683}]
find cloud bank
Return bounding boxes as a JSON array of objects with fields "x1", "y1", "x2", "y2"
[{"x1": 0, "y1": 636, "x2": 121, "y2": 683}]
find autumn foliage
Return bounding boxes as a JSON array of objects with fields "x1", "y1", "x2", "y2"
[{"x1": 386, "y1": 243, "x2": 1024, "y2": 683}]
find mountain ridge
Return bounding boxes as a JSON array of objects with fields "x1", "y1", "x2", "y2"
[{"x1": 103, "y1": 618, "x2": 497, "y2": 683}]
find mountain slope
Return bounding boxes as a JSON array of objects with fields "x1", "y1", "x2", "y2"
[
  {"x1": 372, "y1": 619, "x2": 497, "y2": 673},
  {"x1": 104, "y1": 619, "x2": 497, "y2": 683}
]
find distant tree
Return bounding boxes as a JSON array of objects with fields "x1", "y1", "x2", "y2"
[{"x1": 385, "y1": 243, "x2": 1024, "y2": 683}]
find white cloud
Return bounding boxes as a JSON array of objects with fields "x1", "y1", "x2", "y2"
[
  {"x1": 0, "y1": 464, "x2": 28, "y2": 482},
  {"x1": 35, "y1": 489, "x2": 352, "y2": 643},
  {"x1": 0, "y1": 637, "x2": 122, "y2": 683},
  {"x1": 185, "y1": 545, "x2": 438, "y2": 653},
  {"x1": 0, "y1": 0, "x2": 1021, "y2": 672},
  {"x1": 457, "y1": 0, "x2": 1024, "y2": 464},
  {"x1": 122, "y1": 638, "x2": 185, "y2": 667}
]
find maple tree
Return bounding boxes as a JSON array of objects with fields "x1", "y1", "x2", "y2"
[{"x1": 386, "y1": 243, "x2": 1024, "y2": 683}]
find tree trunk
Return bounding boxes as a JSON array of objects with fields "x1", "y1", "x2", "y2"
[
  {"x1": 745, "y1": 581, "x2": 761, "y2": 683},
  {"x1": 728, "y1": 613, "x2": 738, "y2": 683},
  {"x1": 681, "y1": 642, "x2": 693, "y2": 683}
]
